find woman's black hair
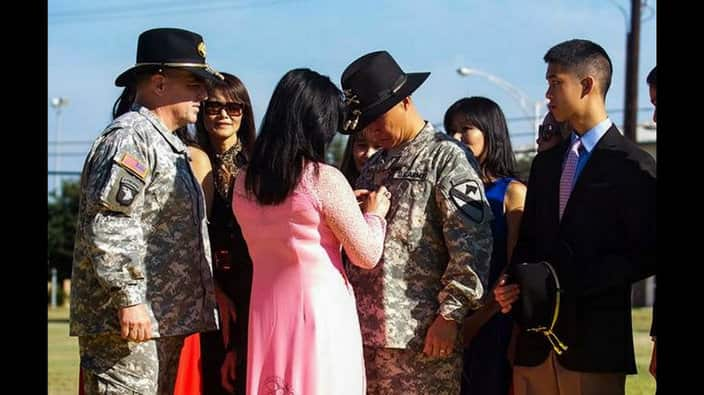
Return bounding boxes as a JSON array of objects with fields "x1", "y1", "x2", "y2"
[
  {"x1": 245, "y1": 68, "x2": 344, "y2": 205},
  {"x1": 111, "y1": 68, "x2": 162, "y2": 120},
  {"x1": 646, "y1": 66, "x2": 656, "y2": 87},
  {"x1": 339, "y1": 133, "x2": 360, "y2": 185},
  {"x1": 112, "y1": 86, "x2": 136, "y2": 119},
  {"x1": 443, "y1": 96, "x2": 518, "y2": 181}
]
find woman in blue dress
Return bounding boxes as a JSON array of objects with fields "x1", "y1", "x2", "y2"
[{"x1": 444, "y1": 96, "x2": 527, "y2": 395}]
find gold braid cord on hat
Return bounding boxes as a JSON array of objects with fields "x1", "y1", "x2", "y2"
[
  {"x1": 213, "y1": 140, "x2": 246, "y2": 201},
  {"x1": 204, "y1": 64, "x2": 225, "y2": 80}
]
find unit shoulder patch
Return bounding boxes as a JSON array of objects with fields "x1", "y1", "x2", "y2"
[{"x1": 449, "y1": 179, "x2": 485, "y2": 223}]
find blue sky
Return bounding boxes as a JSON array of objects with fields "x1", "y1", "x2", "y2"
[{"x1": 48, "y1": 0, "x2": 657, "y2": 185}]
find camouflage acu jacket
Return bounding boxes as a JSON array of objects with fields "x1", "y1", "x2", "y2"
[
  {"x1": 70, "y1": 105, "x2": 218, "y2": 337},
  {"x1": 348, "y1": 122, "x2": 493, "y2": 350}
]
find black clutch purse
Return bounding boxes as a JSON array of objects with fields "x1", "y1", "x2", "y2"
[{"x1": 512, "y1": 261, "x2": 568, "y2": 355}]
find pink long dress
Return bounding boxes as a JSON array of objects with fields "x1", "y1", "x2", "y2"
[{"x1": 233, "y1": 162, "x2": 386, "y2": 395}]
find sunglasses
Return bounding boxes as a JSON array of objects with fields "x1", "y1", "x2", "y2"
[{"x1": 203, "y1": 101, "x2": 244, "y2": 117}]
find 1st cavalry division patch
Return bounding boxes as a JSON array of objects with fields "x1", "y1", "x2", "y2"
[{"x1": 450, "y1": 180, "x2": 485, "y2": 223}]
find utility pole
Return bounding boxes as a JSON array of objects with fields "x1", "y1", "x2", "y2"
[
  {"x1": 623, "y1": 0, "x2": 641, "y2": 142},
  {"x1": 50, "y1": 267, "x2": 58, "y2": 309}
]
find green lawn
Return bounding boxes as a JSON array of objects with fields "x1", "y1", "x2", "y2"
[
  {"x1": 48, "y1": 306, "x2": 78, "y2": 395},
  {"x1": 48, "y1": 306, "x2": 656, "y2": 394},
  {"x1": 627, "y1": 307, "x2": 656, "y2": 394}
]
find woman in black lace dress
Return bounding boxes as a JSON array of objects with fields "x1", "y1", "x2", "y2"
[
  {"x1": 198, "y1": 72, "x2": 256, "y2": 395},
  {"x1": 176, "y1": 72, "x2": 256, "y2": 395}
]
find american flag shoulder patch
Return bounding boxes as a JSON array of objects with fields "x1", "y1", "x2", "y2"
[{"x1": 117, "y1": 152, "x2": 148, "y2": 181}]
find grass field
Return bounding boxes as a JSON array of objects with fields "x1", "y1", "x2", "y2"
[
  {"x1": 628, "y1": 307, "x2": 657, "y2": 394},
  {"x1": 48, "y1": 306, "x2": 79, "y2": 395},
  {"x1": 48, "y1": 306, "x2": 656, "y2": 394}
]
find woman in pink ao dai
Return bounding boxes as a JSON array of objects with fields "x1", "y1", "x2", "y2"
[{"x1": 232, "y1": 68, "x2": 391, "y2": 395}]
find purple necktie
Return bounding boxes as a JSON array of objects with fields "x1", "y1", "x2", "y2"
[{"x1": 559, "y1": 139, "x2": 581, "y2": 220}]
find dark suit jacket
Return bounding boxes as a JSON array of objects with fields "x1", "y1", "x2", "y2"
[{"x1": 511, "y1": 125, "x2": 656, "y2": 373}]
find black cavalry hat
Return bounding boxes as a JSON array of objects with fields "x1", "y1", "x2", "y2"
[
  {"x1": 511, "y1": 261, "x2": 569, "y2": 355},
  {"x1": 115, "y1": 27, "x2": 224, "y2": 87},
  {"x1": 340, "y1": 50, "x2": 430, "y2": 134}
]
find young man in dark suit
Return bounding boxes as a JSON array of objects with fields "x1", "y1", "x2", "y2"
[{"x1": 494, "y1": 39, "x2": 657, "y2": 395}]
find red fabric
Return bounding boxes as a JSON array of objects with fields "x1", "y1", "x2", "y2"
[
  {"x1": 174, "y1": 333, "x2": 203, "y2": 395},
  {"x1": 78, "y1": 368, "x2": 84, "y2": 395}
]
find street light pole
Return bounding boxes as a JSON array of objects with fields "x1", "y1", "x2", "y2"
[
  {"x1": 50, "y1": 97, "x2": 69, "y2": 195},
  {"x1": 622, "y1": 0, "x2": 641, "y2": 142},
  {"x1": 456, "y1": 67, "x2": 545, "y2": 150}
]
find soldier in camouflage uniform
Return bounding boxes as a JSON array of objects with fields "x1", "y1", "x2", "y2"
[
  {"x1": 70, "y1": 28, "x2": 224, "y2": 395},
  {"x1": 340, "y1": 51, "x2": 494, "y2": 394}
]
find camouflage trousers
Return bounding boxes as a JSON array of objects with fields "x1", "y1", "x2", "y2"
[
  {"x1": 364, "y1": 346, "x2": 462, "y2": 395},
  {"x1": 79, "y1": 334, "x2": 185, "y2": 395}
]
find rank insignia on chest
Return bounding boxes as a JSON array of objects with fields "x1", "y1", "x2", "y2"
[{"x1": 450, "y1": 180, "x2": 485, "y2": 223}]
